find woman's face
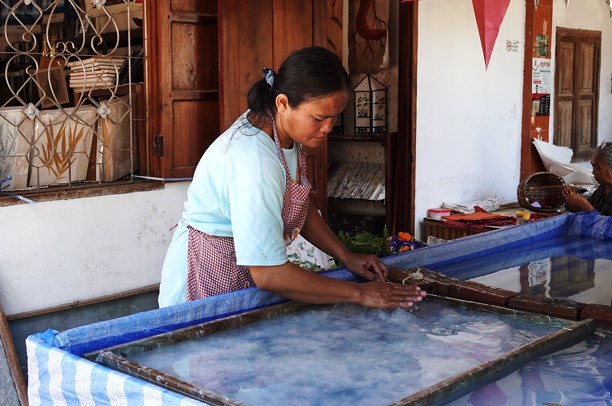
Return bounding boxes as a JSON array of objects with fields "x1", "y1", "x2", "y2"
[
  {"x1": 275, "y1": 91, "x2": 348, "y2": 149},
  {"x1": 591, "y1": 152, "x2": 612, "y2": 188}
]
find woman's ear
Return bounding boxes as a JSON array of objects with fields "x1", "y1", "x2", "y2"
[{"x1": 275, "y1": 93, "x2": 290, "y2": 113}]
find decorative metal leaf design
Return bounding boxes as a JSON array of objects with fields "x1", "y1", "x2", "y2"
[{"x1": 40, "y1": 118, "x2": 85, "y2": 178}]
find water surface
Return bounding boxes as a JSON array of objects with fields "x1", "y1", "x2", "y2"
[
  {"x1": 128, "y1": 301, "x2": 561, "y2": 405},
  {"x1": 448, "y1": 325, "x2": 612, "y2": 405},
  {"x1": 431, "y1": 236, "x2": 612, "y2": 305}
]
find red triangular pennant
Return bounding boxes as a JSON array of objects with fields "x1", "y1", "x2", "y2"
[{"x1": 472, "y1": 0, "x2": 511, "y2": 69}]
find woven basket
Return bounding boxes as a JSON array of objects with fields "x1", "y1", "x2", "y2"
[{"x1": 517, "y1": 172, "x2": 566, "y2": 212}]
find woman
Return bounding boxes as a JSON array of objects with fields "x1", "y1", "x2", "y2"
[
  {"x1": 563, "y1": 141, "x2": 612, "y2": 215},
  {"x1": 159, "y1": 46, "x2": 425, "y2": 309}
]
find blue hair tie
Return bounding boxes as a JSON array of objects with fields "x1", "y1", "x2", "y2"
[{"x1": 262, "y1": 68, "x2": 276, "y2": 88}]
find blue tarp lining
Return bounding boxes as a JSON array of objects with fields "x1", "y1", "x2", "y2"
[
  {"x1": 384, "y1": 213, "x2": 570, "y2": 270},
  {"x1": 45, "y1": 268, "x2": 361, "y2": 357},
  {"x1": 37, "y1": 212, "x2": 612, "y2": 358},
  {"x1": 424, "y1": 234, "x2": 610, "y2": 280},
  {"x1": 566, "y1": 210, "x2": 612, "y2": 237}
]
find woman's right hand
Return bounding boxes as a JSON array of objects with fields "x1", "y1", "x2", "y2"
[{"x1": 357, "y1": 281, "x2": 426, "y2": 309}]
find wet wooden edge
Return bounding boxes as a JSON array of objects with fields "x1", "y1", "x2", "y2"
[
  {"x1": 389, "y1": 267, "x2": 612, "y2": 323},
  {"x1": 85, "y1": 301, "x2": 311, "y2": 361},
  {"x1": 393, "y1": 317, "x2": 595, "y2": 406},
  {"x1": 390, "y1": 266, "x2": 607, "y2": 404},
  {"x1": 0, "y1": 301, "x2": 28, "y2": 405},
  {"x1": 97, "y1": 351, "x2": 244, "y2": 406},
  {"x1": 92, "y1": 301, "x2": 312, "y2": 406},
  {"x1": 89, "y1": 293, "x2": 593, "y2": 406}
]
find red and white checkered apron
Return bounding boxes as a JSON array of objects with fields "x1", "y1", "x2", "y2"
[{"x1": 186, "y1": 115, "x2": 311, "y2": 300}]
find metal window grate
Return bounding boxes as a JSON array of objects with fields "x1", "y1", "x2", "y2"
[{"x1": 0, "y1": 0, "x2": 143, "y2": 192}]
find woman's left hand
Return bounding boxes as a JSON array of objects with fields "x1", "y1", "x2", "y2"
[{"x1": 342, "y1": 253, "x2": 388, "y2": 282}]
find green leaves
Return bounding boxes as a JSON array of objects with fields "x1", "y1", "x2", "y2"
[{"x1": 337, "y1": 228, "x2": 391, "y2": 258}]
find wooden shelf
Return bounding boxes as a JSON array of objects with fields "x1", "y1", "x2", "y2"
[
  {"x1": 328, "y1": 134, "x2": 385, "y2": 145},
  {"x1": 328, "y1": 198, "x2": 386, "y2": 216}
]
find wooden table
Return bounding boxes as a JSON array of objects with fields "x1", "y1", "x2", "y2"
[
  {"x1": 423, "y1": 206, "x2": 564, "y2": 241},
  {"x1": 424, "y1": 218, "x2": 496, "y2": 241}
]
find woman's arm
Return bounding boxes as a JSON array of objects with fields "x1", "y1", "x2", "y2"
[
  {"x1": 299, "y1": 201, "x2": 387, "y2": 282},
  {"x1": 249, "y1": 201, "x2": 426, "y2": 308},
  {"x1": 248, "y1": 261, "x2": 424, "y2": 308},
  {"x1": 563, "y1": 186, "x2": 595, "y2": 212}
]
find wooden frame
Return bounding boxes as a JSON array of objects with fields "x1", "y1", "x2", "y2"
[
  {"x1": 36, "y1": 66, "x2": 70, "y2": 109},
  {"x1": 91, "y1": 297, "x2": 594, "y2": 405},
  {"x1": 0, "y1": 302, "x2": 27, "y2": 405}
]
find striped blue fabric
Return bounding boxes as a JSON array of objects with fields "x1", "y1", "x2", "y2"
[
  {"x1": 27, "y1": 335, "x2": 205, "y2": 405},
  {"x1": 567, "y1": 210, "x2": 612, "y2": 238}
]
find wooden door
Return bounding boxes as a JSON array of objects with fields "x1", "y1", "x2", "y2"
[
  {"x1": 146, "y1": 0, "x2": 220, "y2": 178},
  {"x1": 554, "y1": 28, "x2": 600, "y2": 161},
  {"x1": 218, "y1": 0, "x2": 329, "y2": 214}
]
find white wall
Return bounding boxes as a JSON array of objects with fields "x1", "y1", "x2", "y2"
[
  {"x1": 414, "y1": 0, "x2": 526, "y2": 237},
  {"x1": 552, "y1": 0, "x2": 612, "y2": 145},
  {"x1": 0, "y1": 182, "x2": 189, "y2": 316}
]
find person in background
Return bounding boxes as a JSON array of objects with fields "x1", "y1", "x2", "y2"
[
  {"x1": 159, "y1": 46, "x2": 426, "y2": 309},
  {"x1": 563, "y1": 141, "x2": 612, "y2": 216}
]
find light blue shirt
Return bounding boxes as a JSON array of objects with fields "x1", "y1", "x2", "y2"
[{"x1": 158, "y1": 113, "x2": 298, "y2": 307}]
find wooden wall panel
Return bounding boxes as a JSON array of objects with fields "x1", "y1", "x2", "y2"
[
  {"x1": 578, "y1": 100, "x2": 593, "y2": 150},
  {"x1": 557, "y1": 101, "x2": 573, "y2": 147},
  {"x1": 155, "y1": 0, "x2": 219, "y2": 178},
  {"x1": 171, "y1": 23, "x2": 219, "y2": 91},
  {"x1": 272, "y1": 0, "x2": 314, "y2": 67},
  {"x1": 579, "y1": 43, "x2": 595, "y2": 92},
  {"x1": 219, "y1": 0, "x2": 330, "y2": 214},
  {"x1": 219, "y1": 0, "x2": 274, "y2": 131},
  {"x1": 172, "y1": 100, "x2": 219, "y2": 169},
  {"x1": 554, "y1": 28, "x2": 600, "y2": 161},
  {"x1": 557, "y1": 43, "x2": 574, "y2": 96},
  {"x1": 171, "y1": 0, "x2": 216, "y2": 14}
]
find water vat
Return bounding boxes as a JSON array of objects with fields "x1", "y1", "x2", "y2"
[
  {"x1": 26, "y1": 213, "x2": 612, "y2": 404},
  {"x1": 92, "y1": 297, "x2": 593, "y2": 406}
]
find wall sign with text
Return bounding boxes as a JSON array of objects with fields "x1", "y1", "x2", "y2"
[{"x1": 532, "y1": 58, "x2": 551, "y2": 116}]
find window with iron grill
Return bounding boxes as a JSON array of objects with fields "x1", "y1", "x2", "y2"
[{"x1": 0, "y1": 0, "x2": 145, "y2": 202}]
